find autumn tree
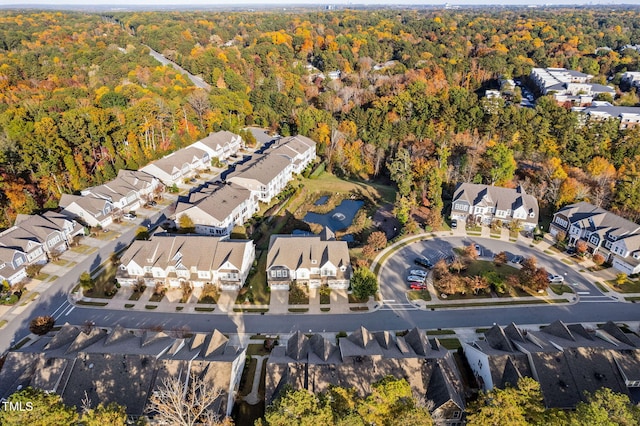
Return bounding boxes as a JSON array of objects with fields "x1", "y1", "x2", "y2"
[
  {"x1": 592, "y1": 253, "x2": 605, "y2": 266},
  {"x1": 517, "y1": 257, "x2": 549, "y2": 292},
  {"x1": 350, "y1": 267, "x2": 378, "y2": 300},
  {"x1": 0, "y1": 387, "x2": 78, "y2": 426},
  {"x1": 366, "y1": 231, "x2": 387, "y2": 251},
  {"x1": 463, "y1": 244, "x2": 478, "y2": 260},
  {"x1": 29, "y1": 315, "x2": 55, "y2": 335},
  {"x1": 575, "y1": 240, "x2": 588, "y2": 256},
  {"x1": 467, "y1": 275, "x2": 490, "y2": 295},
  {"x1": 467, "y1": 377, "x2": 546, "y2": 426},
  {"x1": 178, "y1": 214, "x2": 196, "y2": 233},
  {"x1": 80, "y1": 402, "x2": 128, "y2": 426},
  {"x1": 146, "y1": 373, "x2": 230, "y2": 426},
  {"x1": 568, "y1": 387, "x2": 640, "y2": 426},
  {"x1": 493, "y1": 251, "x2": 508, "y2": 267}
]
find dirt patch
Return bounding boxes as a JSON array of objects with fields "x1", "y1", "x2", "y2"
[{"x1": 373, "y1": 204, "x2": 401, "y2": 239}]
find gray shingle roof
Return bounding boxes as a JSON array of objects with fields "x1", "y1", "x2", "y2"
[{"x1": 228, "y1": 153, "x2": 291, "y2": 185}]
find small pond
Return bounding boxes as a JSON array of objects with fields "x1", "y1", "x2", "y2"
[
  {"x1": 304, "y1": 199, "x2": 364, "y2": 231},
  {"x1": 314, "y1": 195, "x2": 329, "y2": 206}
]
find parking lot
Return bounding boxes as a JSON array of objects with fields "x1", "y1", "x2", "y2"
[{"x1": 377, "y1": 236, "x2": 599, "y2": 304}]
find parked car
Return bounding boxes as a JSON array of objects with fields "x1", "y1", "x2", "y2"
[
  {"x1": 548, "y1": 274, "x2": 565, "y2": 283},
  {"x1": 407, "y1": 275, "x2": 426, "y2": 283},
  {"x1": 511, "y1": 255, "x2": 524, "y2": 264},
  {"x1": 123, "y1": 213, "x2": 136, "y2": 221},
  {"x1": 409, "y1": 270, "x2": 428, "y2": 278},
  {"x1": 414, "y1": 257, "x2": 433, "y2": 268},
  {"x1": 566, "y1": 247, "x2": 576, "y2": 255},
  {"x1": 410, "y1": 283, "x2": 427, "y2": 290},
  {"x1": 146, "y1": 200, "x2": 157, "y2": 207},
  {"x1": 474, "y1": 244, "x2": 483, "y2": 256},
  {"x1": 451, "y1": 220, "x2": 457, "y2": 229}
]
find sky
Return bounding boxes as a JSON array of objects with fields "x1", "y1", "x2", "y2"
[{"x1": 0, "y1": 0, "x2": 632, "y2": 7}]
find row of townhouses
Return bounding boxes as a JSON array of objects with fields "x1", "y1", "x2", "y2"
[
  {"x1": 0, "y1": 212, "x2": 84, "y2": 285},
  {"x1": 3, "y1": 321, "x2": 637, "y2": 423},
  {"x1": 464, "y1": 321, "x2": 640, "y2": 409},
  {"x1": 174, "y1": 134, "x2": 316, "y2": 235},
  {"x1": 550, "y1": 201, "x2": 640, "y2": 275},
  {"x1": 116, "y1": 229, "x2": 351, "y2": 291},
  {"x1": 0, "y1": 324, "x2": 246, "y2": 421},
  {"x1": 451, "y1": 183, "x2": 640, "y2": 275}
]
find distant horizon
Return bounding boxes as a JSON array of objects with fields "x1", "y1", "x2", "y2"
[{"x1": 1, "y1": 0, "x2": 638, "y2": 10}]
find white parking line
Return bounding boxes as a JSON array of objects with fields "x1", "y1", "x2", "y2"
[
  {"x1": 65, "y1": 306, "x2": 75, "y2": 316},
  {"x1": 54, "y1": 302, "x2": 70, "y2": 320},
  {"x1": 51, "y1": 301, "x2": 68, "y2": 317}
]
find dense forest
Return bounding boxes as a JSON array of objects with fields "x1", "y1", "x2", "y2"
[{"x1": 2, "y1": 8, "x2": 640, "y2": 228}]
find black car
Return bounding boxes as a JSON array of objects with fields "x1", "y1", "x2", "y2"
[
  {"x1": 451, "y1": 220, "x2": 457, "y2": 229},
  {"x1": 566, "y1": 247, "x2": 576, "y2": 255},
  {"x1": 146, "y1": 200, "x2": 157, "y2": 207},
  {"x1": 414, "y1": 257, "x2": 433, "y2": 269}
]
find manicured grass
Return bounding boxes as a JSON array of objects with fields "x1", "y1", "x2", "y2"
[
  {"x1": 594, "y1": 282, "x2": 610, "y2": 293},
  {"x1": 149, "y1": 293, "x2": 165, "y2": 302},
  {"x1": 20, "y1": 292, "x2": 39, "y2": 306},
  {"x1": 561, "y1": 259, "x2": 573, "y2": 265},
  {"x1": 246, "y1": 251, "x2": 270, "y2": 305},
  {"x1": 605, "y1": 278, "x2": 640, "y2": 293},
  {"x1": 350, "y1": 306, "x2": 369, "y2": 311},
  {"x1": 175, "y1": 306, "x2": 184, "y2": 311},
  {"x1": 475, "y1": 328, "x2": 490, "y2": 333},
  {"x1": 194, "y1": 307, "x2": 215, "y2": 312},
  {"x1": 439, "y1": 291, "x2": 492, "y2": 300},
  {"x1": 70, "y1": 244, "x2": 94, "y2": 254},
  {"x1": 84, "y1": 261, "x2": 119, "y2": 299},
  {"x1": 427, "y1": 329, "x2": 455, "y2": 335},
  {"x1": 52, "y1": 258, "x2": 71, "y2": 266},
  {"x1": 427, "y1": 299, "x2": 569, "y2": 309},
  {"x1": 299, "y1": 173, "x2": 396, "y2": 205},
  {"x1": 288, "y1": 308, "x2": 309, "y2": 313},
  {"x1": 288, "y1": 285, "x2": 309, "y2": 305},
  {"x1": 145, "y1": 305, "x2": 158, "y2": 310},
  {"x1": 47, "y1": 275, "x2": 59, "y2": 282},
  {"x1": 320, "y1": 293, "x2": 331, "y2": 304},
  {"x1": 466, "y1": 225, "x2": 482, "y2": 233},
  {"x1": 232, "y1": 308, "x2": 269, "y2": 313},
  {"x1": 543, "y1": 250, "x2": 554, "y2": 255},
  {"x1": 129, "y1": 291, "x2": 144, "y2": 301},
  {"x1": 467, "y1": 232, "x2": 482, "y2": 236},
  {"x1": 34, "y1": 272, "x2": 50, "y2": 281},
  {"x1": 549, "y1": 284, "x2": 574, "y2": 295},
  {"x1": 407, "y1": 290, "x2": 431, "y2": 301},
  {"x1": 13, "y1": 337, "x2": 31, "y2": 349},
  {"x1": 76, "y1": 300, "x2": 108, "y2": 306},
  {"x1": 0, "y1": 294, "x2": 19, "y2": 305},
  {"x1": 625, "y1": 296, "x2": 640, "y2": 302},
  {"x1": 124, "y1": 304, "x2": 134, "y2": 308},
  {"x1": 372, "y1": 235, "x2": 432, "y2": 275},
  {"x1": 321, "y1": 307, "x2": 331, "y2": 312},
  {"x1": 0, "y1": 319, "x2": 7, "y2": 328},
  {"x1": 438, "y1": 338, "x2": 462, "y2": 350}
]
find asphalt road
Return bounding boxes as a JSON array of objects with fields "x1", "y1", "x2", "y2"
[
  {"x1": 378, "y1": 236, "x2": 603, "y2": 304},
  {"x1": 147, "y1": 46, "x2": 211, "y2": 91},
  {"x1": 2, "y1": 231, "x2": 639, "y2": 355}
]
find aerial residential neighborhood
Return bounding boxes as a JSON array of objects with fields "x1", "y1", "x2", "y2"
[{"x1": 1, "y1": 5, "x2": 640, "y2": 426}]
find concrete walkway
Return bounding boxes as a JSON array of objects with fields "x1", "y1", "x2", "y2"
[{"x1": 243, "y1": 355, "x2": 268, "y2": 405}]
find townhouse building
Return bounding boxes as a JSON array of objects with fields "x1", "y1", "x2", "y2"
[
  {"x1": 174, "y1": 182, "x2": 258, "y2": 236},
  {"x1": 266, "y1": 232, "x2": 351, "y2": 290},
  {"x1": 59, "y1": 194, "x2": 114, "y2": 228},
  {"x1": 190, "y1": 130, "x2": 242, "y2": 161},
  {"x1": 451, "y1": 183, "x2": 539, "y2": 231},
  {"x1": 117, "y1": 235, "x2": 255, "y2": 291},
  {"x1": 530, "y1": 67, "x2": 615, "y2": 106},
  {"x1": 550, "y1": 202, "x2": 640, "y2": 275},
  {"x1": 141, "y1": 146, "x2": 210, "y2": 186},
  {"x1": 227, "y1": 153, "x2": 293, "y2": 204}
]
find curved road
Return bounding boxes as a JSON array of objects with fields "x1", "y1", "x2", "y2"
[
  {"x1": 2, "y1": 231, "x2": 639, "y2": 354},
  {"x1": 379, "y1": 236, "x2": 605, "y2": 304}
]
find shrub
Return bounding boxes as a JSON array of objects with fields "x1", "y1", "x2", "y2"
[{"x1": 30, "y1": 315, "x2": 55, "y2": 335}]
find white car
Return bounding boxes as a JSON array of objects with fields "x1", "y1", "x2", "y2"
[
  {"x1": 409, "y1": 270, "x2": 428, "y2": 278},
  {"x1": 123, "y1": 213, "x2": 136, "y2": 221},
  {"x1": 407, "y1": 275, "x2": 426, "y2": 283},
  {"x1": 548, "y1": 274, "x2": 565, "y2": 283}
]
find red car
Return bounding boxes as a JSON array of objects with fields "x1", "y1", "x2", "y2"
[{"x1": 410, "y1": 283, "x2": 427, "y2": 290}]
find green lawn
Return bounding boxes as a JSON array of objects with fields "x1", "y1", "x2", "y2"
[
  {"x1": 605, "y1": 278, "x2": 640, "y2": 293},
  {"x1": 438, "y1": 338, "x2": 462, "y2": 350},
  {"x1": 407, "y1": 290, "x2": 431, "y2": 301},
  {"x1": 240, "y1": 251, "x2": 270, "y2": 305},
  {"x1": 549, "y1": 284, "x2": 574, "y2": 295}
]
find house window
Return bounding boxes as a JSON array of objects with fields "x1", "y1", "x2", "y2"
[
  {"x1": 454, "y1": 203, "x2": 467, "y2": 212},
  {"x1": 453, "y1": 411, "x2": 461, "y2": 419},
  {"x1": 270, "y1": 270, "x2": 277, "y2": 278},
  {"x1": 276, "y1": 270, "x2": 282, "y2": 277}
]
